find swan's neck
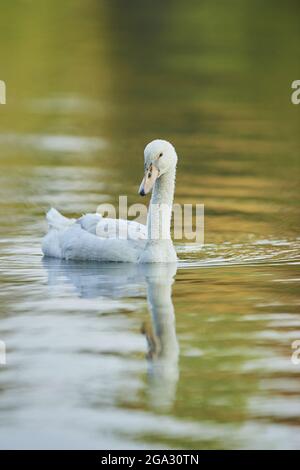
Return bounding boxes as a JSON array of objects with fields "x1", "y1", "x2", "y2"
[
  {"x1": 147, "y1": 166, "x2": 176, "y2": 240},
  {"x1": 147, "y1": 277, "x2": 178, "y2": 360}
]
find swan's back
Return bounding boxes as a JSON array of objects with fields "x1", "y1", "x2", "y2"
[{"x1": 42, "y1": 209, "x2": 146, "y2": 263}]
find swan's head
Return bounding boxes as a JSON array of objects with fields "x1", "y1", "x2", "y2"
[{"x1": 139, "y1": 139, "x2": 177, "y2": 196}]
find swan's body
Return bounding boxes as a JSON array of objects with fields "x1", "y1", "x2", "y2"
[{"x1": 42, "y1": 139, "x2": 178, "y2": 263}]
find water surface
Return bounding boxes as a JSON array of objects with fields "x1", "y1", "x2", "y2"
[{"x1": 0, "y1": 0, "x2": 299, "y2": 449}]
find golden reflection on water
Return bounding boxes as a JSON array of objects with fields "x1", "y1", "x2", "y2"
[{"x1": 0, "y1": 0, "x2": 299, "y2": 449}]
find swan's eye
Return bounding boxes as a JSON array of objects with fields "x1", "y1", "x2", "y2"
[{"x1": 158, "y1": 152, "x2": 163, "y2": 158}]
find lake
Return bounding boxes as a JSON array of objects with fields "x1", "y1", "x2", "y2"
[{"x1": 0, "y1": 0, "x2": 299, "y2": 449}]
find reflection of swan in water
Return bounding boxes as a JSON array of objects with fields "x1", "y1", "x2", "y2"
[
  {"x1": 42, "y1": 258, "x2": 179, "y2": 409},
  {"x1": 142, "y1": 263, "x2": 179, "y2": 410}
]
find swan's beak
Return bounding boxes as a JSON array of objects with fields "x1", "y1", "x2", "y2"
[{"x1": 138, "y1": 165, "x2": 159, "y2": 196}]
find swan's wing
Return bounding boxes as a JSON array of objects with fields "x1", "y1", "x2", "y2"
[
  {"x1": 62, "y1": 224, "x2": 146, "y2": 262},
  {"x1": 95, "y1": 218, "x2": 147, "y2": 240},
  {"x1": 43, "y1": 223, "x2": 146, "y2": 262},
  {"x1": 76, "y1": 213, "x2": 102, "y2": 234},
  {"x1": 43, "y1": 209, "x2": 147, "y2": 262},
  {"x1": 77, "y1": 214, "x2": 146, "y2": 240},
  {"x1": 46, "y1": 209, "x2": 101, "y2": 233},
  {"x1": 46, "y1": 207, "x2": 76, "y2": 229},
  {"x1": 48, "y1": 207, "x2": 147, "y2": 242}
]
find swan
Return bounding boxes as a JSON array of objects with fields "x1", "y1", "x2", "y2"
[{"x1": 42, "y1": 139, "x2": 178, "y2": 263}]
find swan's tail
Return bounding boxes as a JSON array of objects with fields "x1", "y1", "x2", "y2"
[
  {"x1": 46, "y1": 208, "x2": 76, "y2": 230},
  {"x1": 42, "y1": 208, "x2": 75, "y2": 258}
]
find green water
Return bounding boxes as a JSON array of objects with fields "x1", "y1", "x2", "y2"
[{"x1": 0, "y1": 0, "x2": 299, "y2": 449}]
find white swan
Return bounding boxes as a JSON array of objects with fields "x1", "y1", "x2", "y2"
[{"x1": 42, "y1": 139, "x2": 178, "y2": 263}]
